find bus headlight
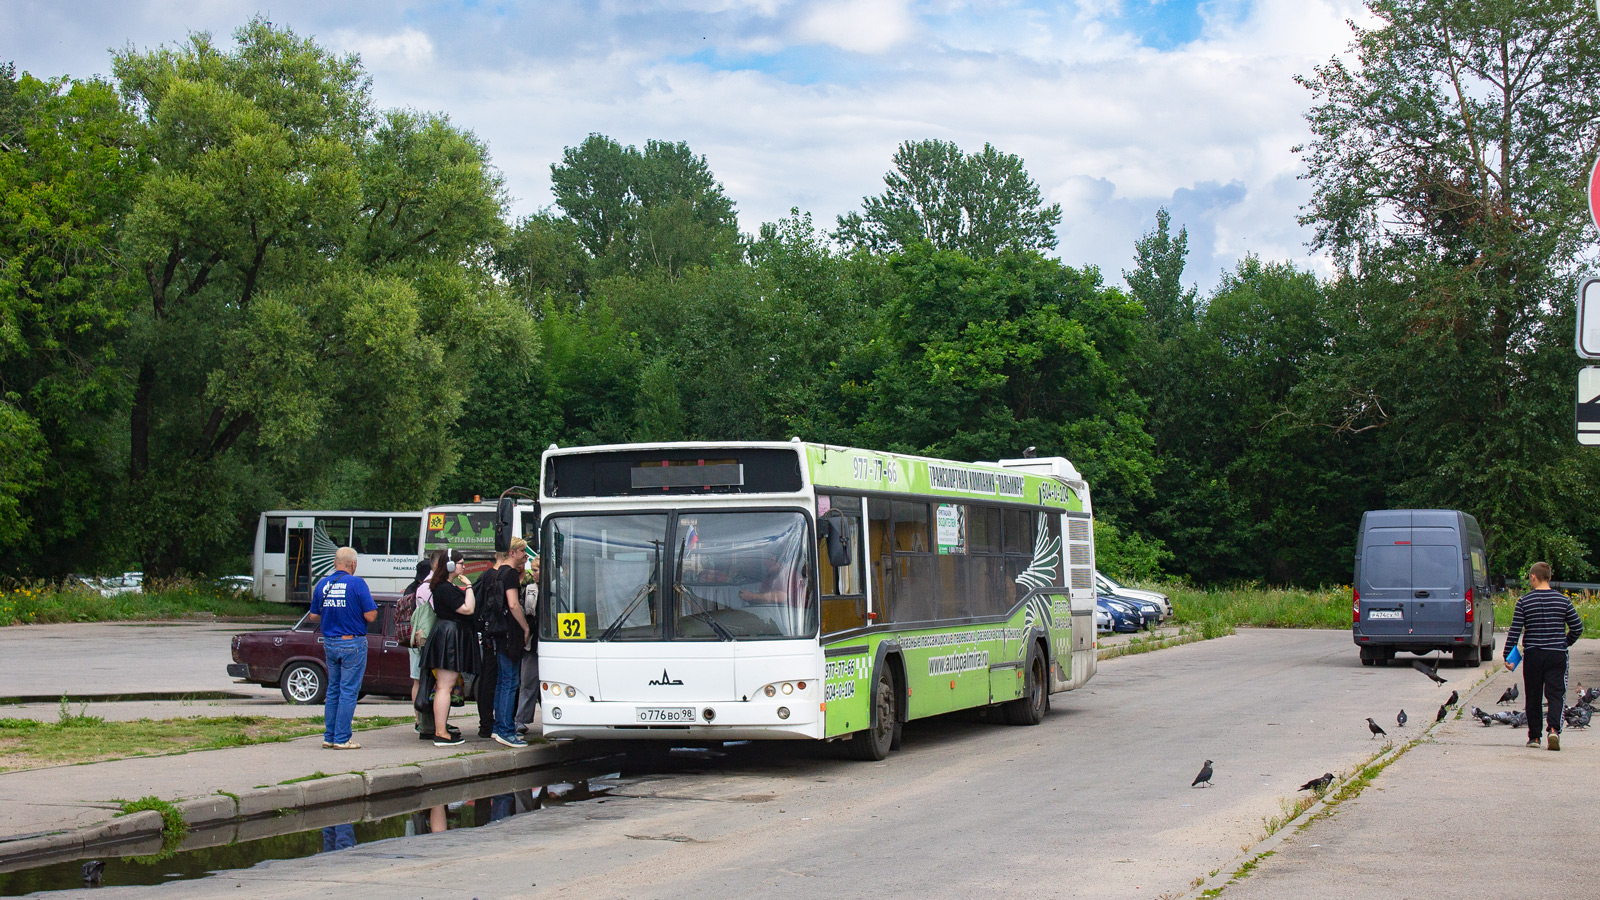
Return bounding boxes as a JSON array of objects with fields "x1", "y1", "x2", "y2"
[{"x1": 781, "y1": 682, "x2": 794, "y2": 695}]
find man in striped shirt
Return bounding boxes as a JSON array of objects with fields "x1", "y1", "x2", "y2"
[{"x1": 1503, "y1": 561, "x2": 1583, "y2": 750}]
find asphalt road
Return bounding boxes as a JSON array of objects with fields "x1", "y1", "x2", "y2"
[{"x1": 35, "y1": 629, "x2": 1470, "y2": 900}]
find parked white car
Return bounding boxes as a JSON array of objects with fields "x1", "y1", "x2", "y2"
[
  {"x1": 1095, "y1": 571, "x2": 1171, "y2": 621},
  {"x1": 71, "y1": 571, "x2": 143, "y2": 597}
]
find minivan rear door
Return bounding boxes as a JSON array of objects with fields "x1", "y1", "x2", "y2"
[
  {"x1": 1360, "y1": 527, "x2": 1413, "y2": 635},
  {"x1": 1409, "y1": 526, "x2": 1464, "y2": 636}
]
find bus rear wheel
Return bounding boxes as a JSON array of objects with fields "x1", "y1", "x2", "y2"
[
  {"x1": 846, "y1": 665, "x2": 898, "y2": 761},
  {"x1": 1004, "y1": 650, "x2": 1047, "y2": 726}
]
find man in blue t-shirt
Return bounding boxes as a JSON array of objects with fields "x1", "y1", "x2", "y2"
[{"x1": 309, "y1": 546, "x2": 377, "y2": 749}]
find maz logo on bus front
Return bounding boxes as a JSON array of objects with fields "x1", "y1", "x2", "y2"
[{"x1": 648, "y1": 669, "x2": 684, "y2": 686}]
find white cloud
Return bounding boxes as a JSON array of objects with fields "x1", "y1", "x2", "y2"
[
  {"x1": 792, "y1": 0, "x2": 917, "y2": 53},
  {"x1": 329, "y1": 27, "x2": 435, "y2": 71},
  {"x1": 4, "y1": 0, "x2": 1375, "y2": 292}
]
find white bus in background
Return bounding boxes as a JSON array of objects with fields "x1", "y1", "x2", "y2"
[
  {"x1": 421, "y1": 499, "x2": 538, "y2": 578},
  {"x1": 253, "y1": 511, "x2": 423, "y2": 603}
]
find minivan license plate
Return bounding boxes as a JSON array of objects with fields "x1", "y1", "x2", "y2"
[
  {"x1": 636, "y1": 707, "x2": 696, "y2": 723},
  {"x1": 1368, "y1": 610, "x2": 1403, "y2": 620}
]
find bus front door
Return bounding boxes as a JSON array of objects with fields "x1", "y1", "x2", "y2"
[{"x1": 288, "y1": 528, "x2": 313, "y2": 604}]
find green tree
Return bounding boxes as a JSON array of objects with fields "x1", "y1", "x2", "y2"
[
  {"x1": 1296, "y1": 0, "x2": 1600, "y2": 574},
  {"x1": 836, "y1": 139, "x2": 1061, "y2": 257},
  {"x1": 549, "y1": 134, "x2": 738, "y2": 277},
  {"x1": 847, "y1": 246, "x2": 1155, "y2": 518},
  {"x1": 110, "y1": 19, "x2": 516, "y2": 573},
  {"x1": 0, "y1": 66, "x2": 139, "y2": 569}
]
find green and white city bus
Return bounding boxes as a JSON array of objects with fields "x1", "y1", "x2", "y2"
[{"x1": 535, "y1": 440, "x2": 1097, "y2": 759}]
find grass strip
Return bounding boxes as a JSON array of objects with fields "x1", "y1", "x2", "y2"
[
  {"x1": 1098, "y1": 620, "x2": 1233, "y2": 661},
  {"x1": 0, "y1": 713, "x2": 409, "y2": 771},
  {"x1": 114, "y1": 796, "x2": 188, "y2": 863},
  {"x1": 0, "y1": 580, "x2": 296, "y2": 626}
]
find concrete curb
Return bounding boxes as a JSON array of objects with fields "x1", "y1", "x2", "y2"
[{"x1": 0, "y1": 739, "x2": 604, "y2": 873}]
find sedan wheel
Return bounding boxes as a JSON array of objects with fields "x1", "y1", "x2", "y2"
[{"x1": 281, "y1": 662, "x2": 327, "y2": 705}]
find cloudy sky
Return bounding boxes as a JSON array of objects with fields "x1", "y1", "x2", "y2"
[{"x1": 4, "y1": 0, "x2": 1370, "y2": 292}]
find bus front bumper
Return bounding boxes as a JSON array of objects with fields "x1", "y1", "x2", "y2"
[{"x1": 540, "y1": 699, "x2": 823, "y2": 741}]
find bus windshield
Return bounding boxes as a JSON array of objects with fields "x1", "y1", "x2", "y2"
[{"x1": 543, "y1": 510, "x2": 815, "y2": 642}]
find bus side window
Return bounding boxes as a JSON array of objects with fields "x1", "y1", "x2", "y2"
[
  {"x1": 265, "y1": 518, "x2": 287, "y2": 554},
  {"x1": 869, "y1": 500, "x2": 893, "y2": 623},
  {"x1": 390, "y1": 517, "x2": 421, "y2": 556},
  {"x1": 818, "y1": 495, "x2": 865, "y2": 635}
]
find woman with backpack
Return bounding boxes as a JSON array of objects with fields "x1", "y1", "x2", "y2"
[
  {"x1": 396, "y1": 559, "x2": 432, "y2": 738},
  {"x1": 417, "y1": 549, "x2": 477, "y2": 746}
]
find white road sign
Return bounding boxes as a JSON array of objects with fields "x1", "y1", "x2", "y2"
[
  {"x1": 1579, "y1": 278, "x2": 1600, "y2": 358},
  {"x1": 1579, "y1": 367, "x2": 1600, "y2": 446}
]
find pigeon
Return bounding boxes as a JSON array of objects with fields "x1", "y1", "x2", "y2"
[
  {"x1": 1566, "y1": 705, "x2": 1592, "y2": 729},
  {"x1": 1435, "y1": 704, "x2": 1448, "y2": 723},
  {"x1": 1299, "y1": 773, "x2": 1334, "y2": 792},
  {"x1": 1397, "y1": 709, "x2": 1408, "y2": 728},
  {"x1": 1496, "y1": 685, "x2": 1517, "y2": 705},
  {"x1": 1445, "y1": 690, "x2": 1459, "y2": 708},
  {"x1": 1580, "y1": 687, "x2": 1600, "y2": 706},
  {"x1": 1367, "y1": 717, "x2": 1387, "y2": 738},
  {"x1": 1471, "y1": 706, "x2": 1494, "y2": 725},
  {"x1": 1508, "y1": 683, "x2": 1519, "y2": 703},
  {"x1": 81, "y1": 860, "x2": 105, "y2": 886},
  {"x1": 1413, "y1": 659, "x2": 1447, "y2": 685},
  {"x1": 1192, "y1": 759, "x2": 1214, "y2": 788}
]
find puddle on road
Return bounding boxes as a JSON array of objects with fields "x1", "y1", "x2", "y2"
[{"x1": 0, "y1": 768, "x2": 621, "y2": 896}]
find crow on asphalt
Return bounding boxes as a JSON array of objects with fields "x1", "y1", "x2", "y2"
[
  {"x1": 1397, "y1": 709, "x2": 1408, "y2": 728},
  {"x1": 1435, "y1": 704, "x2": 1448, "y2": 723},
  {"x1": 1445, "y1": 690, "x2": 1459, "y2": 708},
  {"x1": 1299, "y1": 773, "x2": 1334, "y2": 792},
  {"x1": 1192, "y1": 760, "x2": 1214, "y2": 788},
  {"x1": 1497, "y1": 685, "x2": 1517, "y2": 705},
  {"x1": 1413, "y1": 659, "x2": 1447, "y2": 685},
  {"x1": 1367, "y1": 718, "x2": 1387, "y2": 739}
]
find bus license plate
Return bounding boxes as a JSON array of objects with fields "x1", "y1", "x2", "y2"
[
  {"x1": 1368, "y1": 610, "x2": 1403, "y2": 620},
  {"x1": 636, "y1": 707, "x2": 696, "y2": 723}
]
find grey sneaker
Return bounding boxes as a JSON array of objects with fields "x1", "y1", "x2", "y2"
[
  {"x1": 1526, "y1": 738, "x2": 1541, "y2": 748},
  {"x1": 492, "y1": 733, "x2": 528, "y2": 748},
  {"x1": 1548, "y1": 731, "x2": 1561, "y2": 751}
]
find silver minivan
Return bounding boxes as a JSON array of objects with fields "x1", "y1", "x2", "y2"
[{"x1": 1353, "y1": 509, "x2": 1493, "y2": 666}]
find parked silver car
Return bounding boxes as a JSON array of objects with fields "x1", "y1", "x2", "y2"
[{"x1": 1096, "y1": 571, "x2": 1170, "y2": 621}]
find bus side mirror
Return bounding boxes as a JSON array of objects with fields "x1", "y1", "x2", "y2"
[
  {"x1": 494, "y1": 497, "x2": 515, "y2": 554},
  {"x1": 821, "y1": 511, "x2": 851, "y2": 569}
]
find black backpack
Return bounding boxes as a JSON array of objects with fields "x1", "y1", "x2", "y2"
[{"x1": 473, "y1": 567, "x2": 508, "y2": 635}]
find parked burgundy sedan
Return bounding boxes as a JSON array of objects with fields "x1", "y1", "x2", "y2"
[{"x1": 228, "y1": 597, "x2": 412, "y2": 704}]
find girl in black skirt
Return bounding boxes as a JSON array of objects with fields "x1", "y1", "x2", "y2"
[{"x1": 421, "y1": 549, "x2": 477, "y2": 745}]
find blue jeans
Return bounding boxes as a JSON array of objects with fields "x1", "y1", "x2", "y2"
[
  {"x1": 323, "y1": 637, "x2": 367, "y2": 744},
  {"x1": 493, "y1": 649, "x2": 519, "y2": 739}
]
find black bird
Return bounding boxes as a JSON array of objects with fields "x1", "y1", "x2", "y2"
[
  {"x1": 1367, "y1": 717, "x2": 1387, "y2": 738},
  {"x1": 1413, "y1": 659, "x2": 1447, "y2": 686},
  {"x1": 81, "y1": 860, "x2": 104, "y2": 886},
  {"x1": 1192, "y1": 759, "x2": 1214, "y2": 788},
  {"x1": 1299, "y1": 773, "x2": 1334, "y2": 792},
  {"x1": 1397, "y1": 709, "x2": 1408, "y2": 728},
  {"x1": 1497, "y1": 685, "x2": 1517, "y2": 705},
  {"x1": 1445, "y1": 690, "x2": 1459, "y2": 708},
  {"x1": 1508, "y1": 683, "x2": 1519, "y2": 703},
  {"x1": 1435, "y1": 704, "x2": 1448, "y2": 723}
]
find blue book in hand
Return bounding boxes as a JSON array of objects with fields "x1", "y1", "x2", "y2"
[{"x1": 1508, "y1": 645, "x2": 1521, "y2": 670}]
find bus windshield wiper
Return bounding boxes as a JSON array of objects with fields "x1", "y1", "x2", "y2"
[
  {"x1": 675, "y1": 584, "x2": 734, "y2": 641},
  {"x1": 599, "y1": 581, "x2": 654, "y2": 642}
]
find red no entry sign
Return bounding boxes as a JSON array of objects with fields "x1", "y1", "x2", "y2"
[{"x1": 1590, "y1": 154, "x2": 1600, "y2": 236}]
